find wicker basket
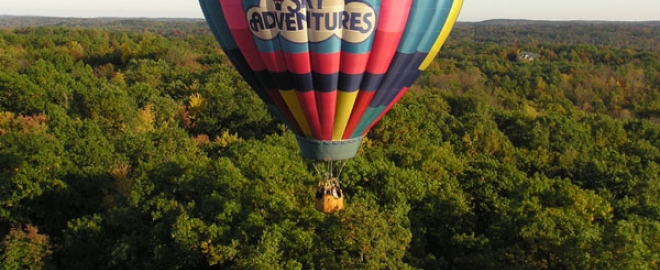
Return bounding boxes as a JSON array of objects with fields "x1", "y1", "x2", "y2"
[
  {"x1": 315, "y1": 193, "x2": 344, "y2": 214},
  {"x1": 314, "y1": 178, "x2": 344, "y2": 214}
]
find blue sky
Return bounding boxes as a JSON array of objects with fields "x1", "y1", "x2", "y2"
[{"x1": 2, "y1": 0, "x2": 659, "y2": 21}]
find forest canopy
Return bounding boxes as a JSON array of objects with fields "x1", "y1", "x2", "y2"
[{"x1": 0, "y1": 17, "x2": 659, "y2": 269}]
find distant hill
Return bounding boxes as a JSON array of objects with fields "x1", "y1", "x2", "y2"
[
  {"x1": 472, "y1": 19, "x2": 660, "y2": 27},
  {"x1": 451, "y1": 19, "x2": 660, "y2": 52},
  {"x1": 2, "y1": 15, "x2": 658, "y2": 30},
  {"x1": 1, "y1": 16, "x2": 658, "y2": 51},
  {"x1": 0, "y1": 15, "x2": 208, "y2": 35}
]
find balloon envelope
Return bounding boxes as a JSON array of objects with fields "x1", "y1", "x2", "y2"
[{"x1": 199, "y1": 0, "x2": 463, "y2": 161}]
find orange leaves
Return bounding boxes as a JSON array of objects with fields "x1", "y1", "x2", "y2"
[{"x1": 0, "y1": 112, "x2": 48, "y2": 135}]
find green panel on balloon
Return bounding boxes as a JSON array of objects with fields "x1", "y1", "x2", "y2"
[{"x1": 296, "y1": 136, "x2": 363, "y2": 161}]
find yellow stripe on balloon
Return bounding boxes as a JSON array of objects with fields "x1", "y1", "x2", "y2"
[
  {"x1": 419, "y1": 0, "x2": 464, "y2": 71},
  {"x1": 332, "y1": 91, "x2": 359, "y2": 140},
  {"x1": 279, "y1": 90, "x2": 312, "y2": 137}
]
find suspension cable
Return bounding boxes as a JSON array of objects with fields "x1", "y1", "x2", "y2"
[{"x1": 336, "y1": 160, "x2": 346, "y2": 180}]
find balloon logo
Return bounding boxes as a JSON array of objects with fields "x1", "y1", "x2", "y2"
[
  {"x1": 246, "y1": 0, "x2": 376, "y2": 43},
  {"x1": 199, "y1": 0, "x2": 464, "y2": 161}
]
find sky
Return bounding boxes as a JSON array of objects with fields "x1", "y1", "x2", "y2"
[{"x1": 2, "y1": 0, "x2": 659, "y2": 22}]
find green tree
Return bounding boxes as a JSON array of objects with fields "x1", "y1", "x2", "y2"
[{"x1": 0, "y1": 225, "x2": 51, "y2": 270}]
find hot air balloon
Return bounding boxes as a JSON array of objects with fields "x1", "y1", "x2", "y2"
[{"x1": 199, "y1": 0, "x2": 463, "y2": 213}]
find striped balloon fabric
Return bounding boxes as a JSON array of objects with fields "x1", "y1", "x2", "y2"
[{"x1": 199, "y1": 0, "x2": 463, "y2": 161}]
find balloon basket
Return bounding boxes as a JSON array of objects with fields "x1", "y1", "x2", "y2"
[{"x1": 315, "y1": 178, "x2": 344, "y2": 214}]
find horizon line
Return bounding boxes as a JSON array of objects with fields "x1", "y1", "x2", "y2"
[{"x1": 2, "y1": 14, "x2": 659, "y2": 24}]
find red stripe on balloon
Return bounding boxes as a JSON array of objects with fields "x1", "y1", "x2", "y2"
[
  {"x1": 219, "y1": 0, "x2": 245, "y2": 27},
  {"x1": 260, "y1": 52, "x2": 288, "y2": 73},
  {"x1": 365, "y1": 0, "x2": 412, "y2": 74},
  {"x1": 220, "y1": 0, "x2": 265, "y2": 71},
  {"x1": 365, "y1": 31, "x2": 407, "y2": 74},
  {"x1": 342, "y1": 91, "x2": 376, "y2": 140},
  {"x1": 340, "y1": 52, "x2": 371, "y2": 75},
  {"x1": 316, "y1": 90, "x2": 337, "y2": 141},
  {"x1": 283, "y1": 52, "x2": 311, "y2": 74},
  {"x1": 296, "y1": 91, "x2": 323, "y2": 139},
  {"x1": 310, "y1": 52, "x2": 341, "y2": 74},
  {"x1": 377, "y1": 0, "x2": 413, "y2": 31},
  {"x1": 309, "y1": 51, "x2": 340, "y2": 139},
  {"x1": 228, "y1": 31, "x2": 266, "y2": 72}
]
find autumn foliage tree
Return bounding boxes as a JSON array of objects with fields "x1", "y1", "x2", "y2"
[{"x1": 0, "y1": 18, "x2": 659, "y2": 269}]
